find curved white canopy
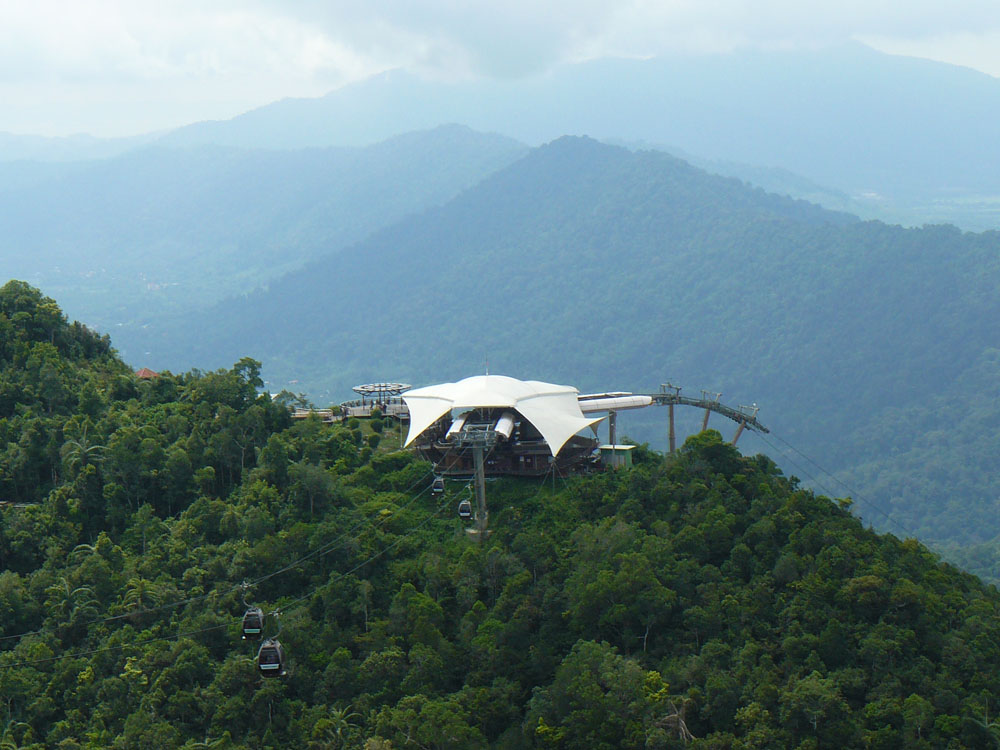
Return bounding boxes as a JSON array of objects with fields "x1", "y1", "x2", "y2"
[{"x1": 402, "y1": 375, "x2": 603, "y2": 456}]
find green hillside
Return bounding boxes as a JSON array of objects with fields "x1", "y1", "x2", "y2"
[
  {"x1": 127, "y1": 136, "x2": 1000, "y2": 578},
  {"x1": 3, "y1": 282, "x2": 1000, "y2": 748}
]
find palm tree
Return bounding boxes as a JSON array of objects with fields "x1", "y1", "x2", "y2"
[
  {"x1": 309, "y1": 704, "x2": 361, "y2": 749},
  {"x1": 186, "y1": 733, "x2": 231, "y2": 749},
  {"x1": 970, "y1": 709, "x2": 1000, "y2": 747},
  {"x1": 0, "y1": 721, "x2": 31, "y2": 750},
  {"x1": 122, "y1": 577, "x2": 163, "y2": 612},
  {"x1": 44, "y1": 577, "x2": 97, "y2": 624},
  {"x1": 61, "y1": 426, "x2": 105, "y2": 474},
  {"x1": 70, "y1": 541, "x2": 99, "y2": 560}
]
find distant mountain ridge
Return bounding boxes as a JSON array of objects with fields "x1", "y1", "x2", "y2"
[
  {"x1": 6, "y1": 45, "x2": 1000, "y2": 228},
  {"x1": 154, "y1": 45, "x2": 1000, "y2": 212},
  {"x1": 0, "y1": 125, "x2": 527, "y2": 330}
]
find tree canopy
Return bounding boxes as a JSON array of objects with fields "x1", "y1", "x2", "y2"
[{"x1": 2, "y1": 283, "x2": 1000, "y2": 748}]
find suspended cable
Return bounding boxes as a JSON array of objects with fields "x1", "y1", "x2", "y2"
[
  {"x1": 0, "y1": 467, "x2": 434, "y2": 646},
  {"x1": 0, "y1": 487, "x2": 452, "y2": 671},
  {"x1": 245, "y1": 469, "x2": 435, "y2": 588},
  {"x1": 761, "y1": 430, "x2": 920, "y2": 540},
  {"x1": 275, "y1": 491, "x2": 453, "y2": 615},
  {"x1": 755, "y1": 432, "x2": 843, "y2": 501}
]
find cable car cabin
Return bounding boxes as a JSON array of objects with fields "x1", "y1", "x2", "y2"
[
  {"x1": 431, "y1": 476, "x2": 445, "y2": 495},
  {"x1": 457, "y1": 499, "x2": 473, "y2": 520},
  {"x1": 257, "y1": 638, "x2": 286, "y2": 677},
  {"x1": 242, "y1": 607, "x2": 264, "y2": 640}
]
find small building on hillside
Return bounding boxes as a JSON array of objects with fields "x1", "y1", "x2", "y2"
[{"x1": 599, "y1": 444, "x2": 636, "y2": 469}]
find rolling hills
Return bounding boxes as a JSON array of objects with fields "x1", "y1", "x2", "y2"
[{"x1": 0, "y1": 125, "x2": 527, "y2": 332}]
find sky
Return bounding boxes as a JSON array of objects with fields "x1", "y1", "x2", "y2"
[{"x1": 3, "y1": 1, "x2": 1000, "y2": 138}]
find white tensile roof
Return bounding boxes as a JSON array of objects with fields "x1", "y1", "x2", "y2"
[{"x1": 402, "y1": 375, "x2": 604, "y2": 457}]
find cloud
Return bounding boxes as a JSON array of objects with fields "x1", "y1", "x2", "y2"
[
  {"x1": 2, "y1": 0, "x2": 1000, "y2": 135},
  {"x1": 243, "y1": 0, "x2": 622, "y2": 78},
  {"x1": 0, "y1": 1, "x2": 372, "y2": 84},
  {"x1": 859, "y1": 30, "x2": 1000, "y2": 77},
  {"x1": 0, "y1": 0, "x2": 379, "y2": 134},
  {"x1": 263, "y1": 1, "x2": 1000, "y2": 73}
]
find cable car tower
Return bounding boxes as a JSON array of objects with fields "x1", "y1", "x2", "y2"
[{"x1": 448, "y1": 415, "x2": 506, "y2": 541}]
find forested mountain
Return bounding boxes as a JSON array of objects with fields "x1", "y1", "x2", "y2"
[
  {"x1": 3, "y1": 281, "x2": 1000, "y2": 748},
  {"x1": 7, "y1": 45, "x2": 1000, "y2": 229},
  {"x1": 123, "y1": 136, "x2": 1000, "y2": 579},
  {"x1": 0, "y1": 126, "x2": 526, "y2": 331},
  {"x1": 154, "y1": 44, "x2": 1000, "y2": 228}
]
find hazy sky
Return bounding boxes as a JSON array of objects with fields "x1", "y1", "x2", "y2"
[{"x1": 3, "y1": 1, "x2": 999, "y2": 137}]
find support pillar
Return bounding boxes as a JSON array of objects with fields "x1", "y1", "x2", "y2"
[
  {"x1": 473, "y1": 444, "x2": 488, "y2": 541},
  {"x1": 608, "y1": 411, "x2": 617, "y2": 445},
  {"x1": 732, "y1": 420, "x2": 747, "y2": 445},
  {"x1": 668, "y1": 403, "x2": 676, "y2": 453},
  {"x1": 701, "y1": 390, "x2": 720, "y2": 432}
]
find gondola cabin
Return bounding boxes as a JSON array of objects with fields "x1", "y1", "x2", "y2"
[
  {"x1": 431, "y1": 476, "x2": 445, "y2": 495},
  {"x1": 242, "y1": 607, "x2": 264, "y2": 640},
  {"x1": 457, "y1": 498, "x2": 473, "y2": 520},
  {"x1": 257, "y1": 638, "x2": 286, "y2": 677}
]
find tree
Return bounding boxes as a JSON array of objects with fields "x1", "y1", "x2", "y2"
[
  {"x1": 43, "y1": 576, "x2": 98, "y2": 643},
  {"x1": 653, "y1": 699, "x2": 696, "y2": 745},
  {"x1": 61, "y1": 426, "x2": 105, "y2": 476},
  {"x1": 309, "y1": 704, "x2": 361, "y2": 749},
  {"x1": 779, "y1": 671, "x2": 855, "y2": 747},
  {"x1": 289, "y1": 462, "x2": 335, "y2": 517},
  {"x1": 121, "y1": 576, "x2": 164, "y2": 619},
  {"x1": 526, "y1": 640, "x2": 667, "y2": 750},
  {"x1": 44, "y1": 577, "x2": 98, "y2": 627},
  {"x1": 375, "y1": 694, "x2": 485, "y2": 750},
  {"x1": 902, "y1": 693, "x2": 934, "y2": 746}
]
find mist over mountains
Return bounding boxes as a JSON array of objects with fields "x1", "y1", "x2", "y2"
[
  {"x1": 0, "y1": 126, "x2": 526, "y2": 330},
  {"x1": 6, "y1": 44, "x2": 1000, "y2": 228}
]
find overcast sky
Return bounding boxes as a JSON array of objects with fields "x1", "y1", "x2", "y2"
[{"x1": 3, "y1": 1, "x2": 999, "y2": 138}]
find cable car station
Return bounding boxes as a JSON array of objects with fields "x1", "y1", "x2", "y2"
[
  {"x1": 390, "y1": 374, "x2": 769, "y2": 540},
  {"x1": 396, "y1": 375, "x2": 768, "y2": 478}
]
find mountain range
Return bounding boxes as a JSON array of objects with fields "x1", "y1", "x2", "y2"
[
  {"x1": 0, "y1": 126, "x2": 526, "y2": 330},
  {"x1": 6, "y1": 43, "x2": 1000, "y2": 228}
]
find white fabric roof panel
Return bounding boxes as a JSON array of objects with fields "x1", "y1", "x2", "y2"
[{"x1": 402, "y1": 375, "x2": 604, "y2": 456}]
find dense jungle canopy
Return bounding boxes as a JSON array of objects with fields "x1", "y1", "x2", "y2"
[{"x1": 2, "y1": 281, "x2": 1000, "y2": 749}]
